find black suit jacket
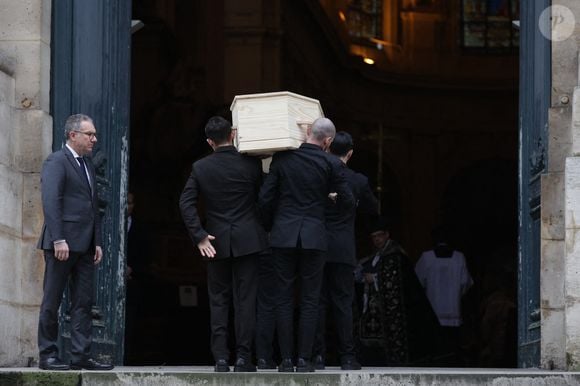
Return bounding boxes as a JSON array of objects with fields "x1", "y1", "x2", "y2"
[
  {"x1": 37, "y1": 146, "x2": 101, "y2": 253},
  {"x1": 179, "y1": 145, "x2": 268, "y2": 260},
  {"x1": 259, "y1": 143, "x2": 355, "y2": 251},
  {"x1": 325, "y1": 164, "x2": 379, "y2": 266}
]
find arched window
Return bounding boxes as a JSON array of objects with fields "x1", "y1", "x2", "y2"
[{"x1": 461, "y1": 0, "x2": 519, "y2": 51}]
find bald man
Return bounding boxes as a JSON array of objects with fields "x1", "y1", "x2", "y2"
[{"x1": 259, "y1": 117, "x2": 355, "y2": 372}]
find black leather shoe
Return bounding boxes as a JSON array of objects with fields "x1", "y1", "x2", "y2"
[
  {"x1": 70, "y1": 358, "x2": 114, "y2": 371},
  {"x1": 39, "y1": 357, "x2": 70, "y2": 371},
  {"x1": 313, "y1": 354, "x2": 325, "y2": 370},
  {"x1": 340, "y1": 357, "x2": 362, "y2": 370},
  {"x1": 234, "y1": 357, "x2": 257, "y2": 372},
  {"x1": 257, "y1": 358, "x2": 277, "y2": 370},
  {"x1": 296, "y1": 357, "x2": 315, "y2": 372},
  {"x1": 278, "y1": 358, "x2": 294, "y2": 372},
  {"x1": 214, "y1": 358, "x2": 230, "y2": 372}
]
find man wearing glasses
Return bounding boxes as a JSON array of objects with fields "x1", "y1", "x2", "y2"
[{"x1": 37, "y1": 114, "x2": 113, "y2": 371}]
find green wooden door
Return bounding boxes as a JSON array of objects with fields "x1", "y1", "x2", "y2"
[
  {"x1": 50, "y1": 0, "x2": 132, "y2": 364},
  {"x1": 518, "y1": 0, "x2": 550, "y2": 367}
]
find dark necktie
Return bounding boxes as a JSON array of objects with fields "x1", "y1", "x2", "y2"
[{"x1": 76, "y1": 157, "x2": 91, "y2": 188}]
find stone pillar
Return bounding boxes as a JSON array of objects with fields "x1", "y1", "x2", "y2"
[
  {"x1": 541, "y1": 169, "x2": 566, "y2": 370},
  {"x1": 542, "y1": 91, "x2": 573, "y2": 371},
  {"x1": 558, "y1": 0, "x2": 580, "y2": 369},
  {"x1": 0, "y1": 0, "x2": 52, "y2": 366},
  {"x1": 563, "y1": 86, "x2": 580, "y2": 370}
]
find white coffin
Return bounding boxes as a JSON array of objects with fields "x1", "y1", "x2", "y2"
[{"x1": 230, "y1": 91, "x2": 324, "y2": 154}]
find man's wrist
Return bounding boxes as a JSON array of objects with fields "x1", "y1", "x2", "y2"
[{"x1": 53, "y1": 239, "x2": 66, "y2": 245}]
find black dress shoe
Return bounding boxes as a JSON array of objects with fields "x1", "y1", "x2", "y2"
[
  {"x1": 313, "y1": 354, "x2": 325, "y2": 370},
  {"x1": 234, "y1": 357, "x2": 257, "y2": 372},
  {"x1": 296, "y1": 357, "x2": 314, "y2": 372},
  {"x1": 257, "y1": 358, "x2": 277, "y2": 370},
  {"x1": 39, "y1": 357, "x2": 70, "y2": 371},
  {"x1": 278, "y1": 358, "x2": 294, "y2": 372},
  {"x1": 70, "y1": 358, "x2": 114, "y2": 371},
  {"x1": 214, "y1": 358, "x2": 230, "y2": 372},
  {"x1": 340, "y1": 357, "x2": 362, "y2": 370}
]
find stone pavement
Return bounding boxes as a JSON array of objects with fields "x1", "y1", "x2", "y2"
[{"x1": 1, "y1": 366, "x2": 580, "y2": 385}]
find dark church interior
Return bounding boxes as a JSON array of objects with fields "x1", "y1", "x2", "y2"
[{"x1": 124, "y1": 0, "x2": 518, "y2": 367}]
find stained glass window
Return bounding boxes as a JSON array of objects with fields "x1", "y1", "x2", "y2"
[
  {"x1": 461, "y1": 0, "x2": 519, "y2": 51},
  {"x1": 346, "y1": 0, "x2": 383, "y2": 40}
]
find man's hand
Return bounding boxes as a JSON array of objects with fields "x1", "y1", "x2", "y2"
[
  {"x1": 328, "y1": 192, "x2": 337, "y2": 202},
  {"x1": 54, "y1": 242, "x2": 70, "y2": 261},
  {"x1": 364, "y1": 272, "x2": 376, "y2": 284},
  {"x1": 197, "y1": 235, "x2": 216, "y2": 258},
  {"x1": 94, "y1": 246, "x2": 103, "y2": 265}
]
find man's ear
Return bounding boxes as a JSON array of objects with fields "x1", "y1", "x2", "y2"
[
  {"x1": 206, "y1": 138, "x2": 216, "y2": 150},
  {"x1": 345, "y1": 149, "x2": 354, "y2": 162},
  {"x1": 322, "y1": 137, "x2": 332, "y2": 151}
]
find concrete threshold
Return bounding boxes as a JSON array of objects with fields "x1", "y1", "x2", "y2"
[{"x1": 1, "y1": 366, "x2": 580, "y2": 385}]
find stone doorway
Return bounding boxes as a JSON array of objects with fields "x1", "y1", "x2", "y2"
[{"x1": 124, "y1": 0, "x2": 519, "y2": 367}]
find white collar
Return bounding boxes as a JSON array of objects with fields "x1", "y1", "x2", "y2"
[{"x1": 66, "y1": 143, "x2": 81, "y2": 159}]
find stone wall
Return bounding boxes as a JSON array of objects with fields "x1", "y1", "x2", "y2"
[
  {"x1": 543, "y1": 0, "x2": 580, "y2": 370},
  {"x1": 0, "y1": 0, "x2": 52, "y2": 366}
]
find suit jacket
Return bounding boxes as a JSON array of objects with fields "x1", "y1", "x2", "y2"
[
  {"x1": 37, "y1": 146, "x2": 101, "y2": 253},
  {"x1": 259, "y1": 143, "x2": 355, "y2": 251},
  {"x1": 179, "y1": 145, "x2": 268, "y2": 260},
  {"x1": 325, "y1": 164, "x2": 379, "y2": 266}
]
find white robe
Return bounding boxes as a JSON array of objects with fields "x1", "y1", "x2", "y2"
[{"x1": 415, "y1": 249, "x2": 473, "y2": 327}]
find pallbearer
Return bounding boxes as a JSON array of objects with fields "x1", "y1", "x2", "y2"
[
  {"x1": 259, "y1": 117, "x2": 355, "y2": 372},
  {"x1": 180, "y1": 116, "x2": 268, "y2": 372}
]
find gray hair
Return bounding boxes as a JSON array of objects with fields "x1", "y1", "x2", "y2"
[
  {"x1": 64, "y1": 114, "x2": 93, "y2": 139},
  {"x1": 311, "y1": 117, "x2": 336, "y2": 141}
]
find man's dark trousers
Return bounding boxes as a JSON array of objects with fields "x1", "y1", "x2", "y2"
[
  {"x1": 256, "y1": 252, "x2": 276, "y2": 361},
  {"x1": 207, "y1": 253, "x2": 259, "y2": 361},
  {"x1": 274, "y1": 247, "x2": 325, "y2": 359},
  {"x1": 314, "y1": 262, "x2": 356, "y2": 361},
  {"x1": 38, "y1": 250, "x2": 94, "y2": 362}
]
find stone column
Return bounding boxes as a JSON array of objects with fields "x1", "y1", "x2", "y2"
[
  {"x1": 564, "y1": 86, "x2": 580, "y2": 370},
  {"x1": 560, "y1": 0, "x2": 580, "y2": 370},
  {"x1": 0, "y1": 0, "x2": 52, "y2": 366}
]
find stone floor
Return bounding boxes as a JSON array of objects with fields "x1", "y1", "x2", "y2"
[{"x1": 1, "y1": 367, "x2": 580, "y2": 385}]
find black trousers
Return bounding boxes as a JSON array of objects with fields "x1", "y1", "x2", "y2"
[
  {"x1": 273, "y1": 247, "x2": 325, "y2": 359},
  {"x1": 256, "y1": 252, "x2": 276, "y2": 361},
  {"x1": 38, "y1": 250, "x2": 94, "y2": 362},
  {"x1": 314, "y1": 262, "x2": 357, "y2": 362},
  {"x1": 206, "y1": 253, "x2": 258, "y2": 361}
]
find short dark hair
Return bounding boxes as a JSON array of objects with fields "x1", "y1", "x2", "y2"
[
  {"x1": 329, "y1": 131, "x2": 353, "y2": 157},
  {"x1": 205, "y1": 116, "x2": 232, "y2": 144}
]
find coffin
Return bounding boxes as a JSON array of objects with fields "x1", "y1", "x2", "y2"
[{"x1": 230, "y1": 91, "x2": 324, "y2": 154}]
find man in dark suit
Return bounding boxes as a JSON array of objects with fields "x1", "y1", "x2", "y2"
[
  {"x1": 259, "y1": 117, "x2": 355, "y2": 372},
  {"x1": 37, "y1": 114, "x2": 113, "y2": 371},
  {"x1": 313, "y1": 131, "x2": 378, "y2": 370},
  {"x1": 179, "y1": 116, "x2": 268, "y2": 372}
]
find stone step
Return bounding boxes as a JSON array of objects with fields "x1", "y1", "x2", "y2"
[{"x1": 1, "y1": 367, "x2": 580, "y2": 386}]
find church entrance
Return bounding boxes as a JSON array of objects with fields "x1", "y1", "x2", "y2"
[{"x1": 122, "y1": 0, "x2": 522, "y2": 368}]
